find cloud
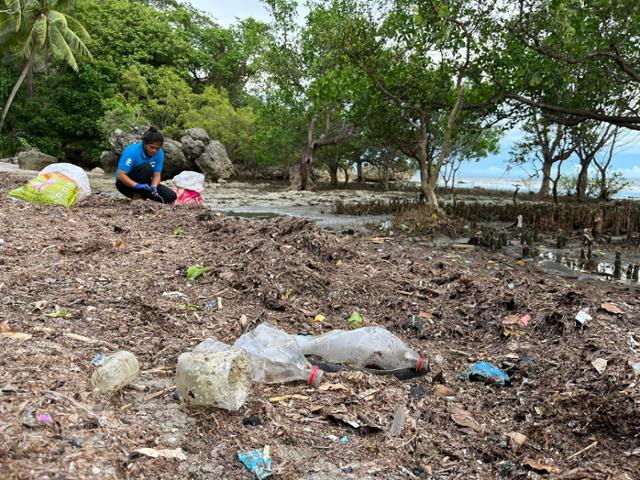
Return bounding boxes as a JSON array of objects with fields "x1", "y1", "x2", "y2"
[{"x1": 614, "y1": 165, "x2": 640, "y2": 179}]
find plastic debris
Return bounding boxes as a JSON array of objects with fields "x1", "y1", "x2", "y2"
[
  {"x1": 312, "y1": 314, "x2": 326, "y2": 324},
  {"x1": 234, "y1": 323, "x2": 324, "y2": 385},
  {"x1": 176, "y1": 350, "x2": 251, "y2": 410},
  {"x1": 91, "y1": 351, "x2": 139, "y2": 393},
  {"x1": 340, "y1": 436, "x2": 349, "y2": 443},
  {"x1": 295, "y1": 326, "x2": 424, "y2": 371},
  {"x1": 238, "y1": 446, "x2": 272, "y2": 479},
  {"x1": 90, "y1": 354, "x2": 108, "y2": 366},
  {"x1": 37, "y1": 413, "x2": 53, "y2": 425},
  {"x1": 575, "y1": 309, "x2": 592, "y2": 325},
  {"x1": 44, "y1": 310, "x2": 71, "y2": 318},
  {"x1": 129, "y1": 447, "x2": 187, "y2": 461},
  {"x1": 460, "y1": 361, "x2": 510, "y2": 386},
  {"x1": 203, "y1": 297, "x2": 223, "y2": 311},
  {"x1": 8, "y1": 171, "x2": 79, "y2": 207},
  {"x1": 592, "y1": 358, "x2": 607, "y2": 375},
  {"x1": 630, "y1": 361, "x2": 640, "y2": 376}
]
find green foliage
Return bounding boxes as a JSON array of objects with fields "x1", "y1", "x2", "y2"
[
  {"x1": 589, "y1": 171, "x2": 629, "y2": 201},
  {"x1": 179, "y1": 86, "x2": 256, "y2": 167}
]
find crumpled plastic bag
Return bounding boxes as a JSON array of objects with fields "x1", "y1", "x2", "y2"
[
  {"x1": 173, "y1": 170, "x2": 205, "y2": 192},
  {"x1": 174, "y1": 187, "x2": 203, "y2": 205},
  {"x1": 8, "y1": 171, "x2": 78, "y2": 207},
  {"x1": 40, "y1": 163, "x2": 91, "y2": 201}
]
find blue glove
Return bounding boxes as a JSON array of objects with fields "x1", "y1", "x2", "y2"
[
  {"x1": 134, "y1": 183, "x2": 151, "y2": 191},
  {"x1": 151, "y1": 186, "x2": 158, "y2": 195}
]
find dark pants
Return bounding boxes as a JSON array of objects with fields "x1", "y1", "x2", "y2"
[{"x1": 115, "y1": 163, "x2": 177, "y2": 204}]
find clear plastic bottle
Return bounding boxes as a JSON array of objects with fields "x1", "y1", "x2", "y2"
[
  {"x1": 91, "y1": 351, "x2": 140, "y2": 393},
  {"x1": 233, "y1": 323, "x2": 324, "y2": 385},
  {"x1": 175, "y1": 349, "x2": 251, "y2": 411},
  {"x1": 294, "y1": 327, "x2": 425, "y2": 371}
]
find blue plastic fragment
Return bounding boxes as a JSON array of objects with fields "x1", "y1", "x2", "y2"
[
  {"x1": 460, "y1": 361, "x2": 510, "y2": 385},
  {"x1": 90, "y1": 354, "x2": 108, "y2": 366},
  {"x1": 340, "y1": 436, "x2": 349, "y2": 444},
  {"x1": 238, "y1": 448, "x2": 272, "y2": 479}
]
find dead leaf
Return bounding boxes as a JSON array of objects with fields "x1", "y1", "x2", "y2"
[
  {"x1": 451, "y1": 408, "x2": 483, "y2": 432},
  {"x1": 268, "y1": 394, "x2": 308, "y2": 402},
  {"x1": 0, "y1": 332, "x2": 32, "y2": 341},
  {"x1": 434, "y1": 385, "x2": 455, "y2": 397},
  {"x1": 0, "y1": 321, "x2": 10, "y2": 333},
  {"x1": 114, "y1": 239, "x2": 125, "y2": 249},
  {"x1": 327, "y1": 412, "x2": 361, "y2": 429},
  {"x1": 522, "y1": 457, "x2": 560, "y2": 474},
  {"x1": 318, "y1": 383, "x2": 347, "y2": 392},
  {"x1": 219, "y1": 271, "x2": 234, "y2": 281},
  {"x1": 309, "y1": 404, "x2": 324, "y2": 413},
  {"x1": 503, "y1": 314, "x2": 531, "y2": 336},
  {"x1": 130, "y1": 447, "x2": 186, "y2": 461},
  {"x1": 508, "y1": 432, "x2": 528, "y2": 451},
  {"x1": 418, "y1": 311, "x2": 432, "y2": 320},
  {"x1": 600, "y1": 302, "x2": 623, "y2": 315}
]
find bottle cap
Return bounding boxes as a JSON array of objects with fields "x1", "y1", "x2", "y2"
[{"x1": 308, "y1": 366, "x2": 320, "y2": 385}]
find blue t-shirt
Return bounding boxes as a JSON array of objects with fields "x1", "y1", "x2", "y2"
[{"x1": 115, "y1": 142, "x2": 164, "y2": 178}]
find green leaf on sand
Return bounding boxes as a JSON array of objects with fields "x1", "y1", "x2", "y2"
[
  {"x1": 347, "y1": 311, "x2": 363, "y2": 328},
  {"x1": 186, "y1": 265, "x2": 210, "y2": 282}
]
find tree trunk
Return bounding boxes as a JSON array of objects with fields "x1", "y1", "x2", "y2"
[
  {"x1": 577, "y1": 160, "x2": 589, "y2": 202},
  {"x1": 0, "y1": 54, "x2": 34, "y2": 134},
  {"x1": 382, "y1": 167, "x2": 389, "y2": 191},
  {"x1": 341, "y1": 165, "x2": 349, "y2": 185},
  {"x1": 329, "y1": 163, "x2": 338, "y2": 186},
  {"x1": 537, "y1": 157, "x2": 553, "y2": 198},
  {"x1": 356, "y1": 160, "x2": 363, "y2": 183}
]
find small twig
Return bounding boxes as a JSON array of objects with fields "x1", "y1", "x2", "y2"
[
  {"x1": 143, "y1": 387, "x2": 174, "y2": 402},
  {"x1": 397, "y1": 290, "x2": 429, "y2": 300},
  {"x1": 566, "y1": 440, "x2": 597, "y2": 460}
]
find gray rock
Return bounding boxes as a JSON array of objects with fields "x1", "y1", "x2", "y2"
[
  {"x1": 108, "y1": 128, "x2": 141, "y2": 155},
  {"x1": 15, "y1": 149, "x2": 57, "y2": 171},
  {"x1": 195, "y1": 141, "x2": 234, "y2": 181},
  {"x1": 186, "y1": 128, "x2": 210, "y2": 144},
  {"x1": 180, "y1": 128, "x2": 210, "y2": 161},
  {"x1": 100, "y1": 151, "x2": 119, "y2": 172},
  {"x1": 90, "y1": 167, "x2": 105, "y2": 175},
  {"x1": 161, "y1": 139, "x2": 192, "y2": 178},
  {"x1": 0, "y1": 156, "x2": 16, "y2": 164}
]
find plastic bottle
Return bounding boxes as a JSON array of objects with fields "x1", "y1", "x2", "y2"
[
  {"x1": 294, "y1": 327, "x2": 426, "y2": 371},
  {"x1": 175, "y1": 349, "x2": 251, "y2": 411},
  {"x1": 91, "y1": 351, "x2": 140, "y2": 393},
  {"x1": 233, "y1": 323, "x2": 324, "y2": 385}
]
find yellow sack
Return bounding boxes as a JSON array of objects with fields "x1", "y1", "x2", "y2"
[{"x1": 8, "y1": 172, "x2": 78, "y2": 207}]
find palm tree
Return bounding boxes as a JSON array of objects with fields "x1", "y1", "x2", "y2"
[{"x1": 0, "y1": 0, "x2": 92, "y2": 133}]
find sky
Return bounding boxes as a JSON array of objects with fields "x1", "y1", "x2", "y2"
[
  {"x1": 184, "y1": 1, "x2": 640, "y2": 180},
  {"x1": 186, "y1": 0, "x2": 270, "y2": 26}
]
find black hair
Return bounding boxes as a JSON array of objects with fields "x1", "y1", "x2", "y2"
[{"x1": 142, "y1": 126, "x2": 164, "y2": 144}]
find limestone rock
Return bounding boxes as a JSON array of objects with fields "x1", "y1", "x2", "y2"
[
  {"x1": 90, "y1": 167, "x2": 105, "y2": 175},
  {"x1": 195, "y1": 140, "x2": 234, "y2": 181},
  {"x1": 361, "y1": 165, "x2": 413, "y2": 182},
  {"x1": 180, "y1": 128, "x2": 210, "y2": 161},
  {"x1": 161, "y1": 139, "x2": 192, "y2": 178},
  {"x1": 108, "y1": 128, "x2": 142, "y2": 155},
  {"x1": 100, "y1": 151, "x2": 119, "y2": 172},
  {"x1": 15, "y1": 149, "x2": 57, "y2": 171}
]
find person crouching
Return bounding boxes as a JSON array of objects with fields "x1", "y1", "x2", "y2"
[{"x1": 115, "y1": 127, "x2": 177, "y2": 204}]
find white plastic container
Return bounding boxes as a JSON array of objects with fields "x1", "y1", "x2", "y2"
[
  {"x1": 233, "y1": 323, "x2": 324, "y2": 385},
  {"x1": 91, "y1": 351, "x2": 139, "y2": 393},
  {"x1": 176, "y1": 350, "x2": 250, "y2": 411},
  {"x1": 294, "y1": 327, "x2": 425, "y2": 371}
]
